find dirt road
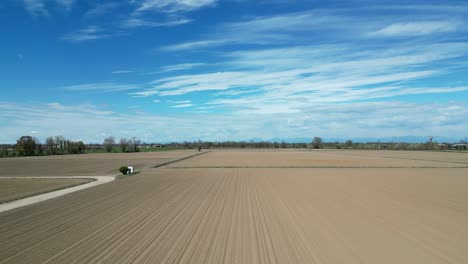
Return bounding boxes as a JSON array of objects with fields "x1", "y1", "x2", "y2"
[{"x1": 0, "y1": 150, "x2": 467, "y2": 263}]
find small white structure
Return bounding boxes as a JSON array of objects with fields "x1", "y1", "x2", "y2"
[
  {"x1": 452, "y1": 144, "x2": 467, "y2": 150},
  {"x1": 127, "y1": 166, "x2": 134, "y2": 174}
]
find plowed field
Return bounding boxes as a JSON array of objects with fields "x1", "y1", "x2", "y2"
[
  {"x1": 0, "y1": 178, "x2": 92, "y2": 203},
  {"x1": 1, "y1": 150, "x2": 467, "y2": 263},
  {"x1": 0, "y1": 150, "x2": 197, "y2": 176}
]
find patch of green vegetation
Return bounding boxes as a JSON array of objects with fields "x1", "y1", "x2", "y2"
[
  {"x1": 117, "y1": 171, "x2": 141, "y2": 180},
  {"x1": 86, "y1": 147, "x2": 185, "y2": 154},
  {"x1": 138, "y1": 147, "x2": 183, "y2": 152}
]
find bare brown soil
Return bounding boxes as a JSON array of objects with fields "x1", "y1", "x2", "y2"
[
  {"x1": 0, "y1": 178, "x2": 92, "y2": 204},
  {"x1": 0, "y1": 150, "x2": 199, "y2": 176},
  {"x1": 171, "y1": 149, "x2": 468, "y2": 168},
  {"x1": 0, "y1": 150, "x2": 467, "y2": 263}
]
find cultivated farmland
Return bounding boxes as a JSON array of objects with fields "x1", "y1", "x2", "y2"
[
  {"x1": 0, "y1": 150, "x2": 197, "y2": 176},
  {"x1": 0, "y1": 150, "x2": 467, "y2": 263},
  {"x1": 0, "y1": 178, "x2": 92, "y2": 204}
]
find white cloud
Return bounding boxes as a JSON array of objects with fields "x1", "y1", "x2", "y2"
[
  {"x1": 223, "y1": 11, "x2": 346, "y2": 35},
  {"x1": 84, "y1": 2, "x2": 120, "y2": 17},
  {"x1": 121, "y1": 17, "x2": 192, "y2": 28},
  {"x1": 22, "y1": 0, "x2": 48, "y2": 15},
  {"x1": 21, "y1": 0, "x2": 75, "y2": 15},
  {"x1": 171, "y1": 103, "x2": 193, "y2": 108},
  {"x1": 133, "y1": 0, "x2": 217, "y2": 13},
  {"x1": 61, "y1": 26, "x2": 111, "y2": 42},
  {"x1": 169, "y1": 100, "x2": 192, "y2": 104},
  {"x1": 160, "y1": 11, "x2": 353, "y2": 51},
  {"x1": 61, "y1": 82, "x2": 139, "y2": 92},
  {"x1": 132, "y1": 42, "x2": 468, "y2": 118},
  {"x1": 159, "y1": 7, "x2": 468, "y2": 52},
  {"x1": 56, "y1": 0, "x2": 74, "y2": 10},
  {"x1": 1, "y1": 101, "x2": 467, "y2": 143},
  {"x1": 369, "y1": 21, "x2": 460, "y2": 37},
  {"x1": 161, "y1": 40, "x2": 227, "y2": 51},
  {"x1": 159, "y1": 63, "x2": 205, "y2": 73},
  {"x1": 130, "y1": 90, "x2": 159, "y2": 97}
]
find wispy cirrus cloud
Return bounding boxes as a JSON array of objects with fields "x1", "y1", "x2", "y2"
[
  {"x1": 21, "y1": 0, "x2": 75, "y2": 15},
  {"x1": 122, "y1": 0, "x2": 217, "y2": 29},
  {"x1": 169, "y1": 100, "x2": 191, "y2": 103},
  {"x1": 62, "y1": 82, "x2": 139, "y2": 92},
  {"x1": 121, "y1": 17, "x2": 192, "y2": 28},
  {"x1": 84, "y1": 2, "x2": 120, "y2": 17},
  {"x1": 61, "y1": 0, "x2": 206, "y2": 41},
  {"x1": 161, "y1": 40, "x2": 227, "y2": 51},
  {"x1": 369, "y1": 20, "x2": 460, "y2": 37},
  {"x1": 171, "y1": 103, "x2": 193, "y2": 108},
  {"x1": 160, "y1": 6, "x2": 467, "y2": 51},
  {"x1": 61, "y1": 26, "x2": 111, "y2": 42},
  {"x1": 162, "y1": 9, "x2": 392, "y2": 52},
  {"x1": 160, "y1": 11, "x2": 345, "y2": 50},
  {"x1": 21, "y1": 0, "x2": 48, "y2": 15},
  {"x1": 133, "y1": 0, "x2": 217, "y2": 13},
  {"x1": 159, "y1": 63, "x2": 205, "y2": 73},
  {"x1": 133, "y1": 41, "x2": 468, "y2": 115}
]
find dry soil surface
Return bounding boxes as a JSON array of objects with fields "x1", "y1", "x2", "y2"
[
  {"x1": 0, "y1": 150, "x2": 199, "y2": 176},
  {"x1": 0, "y1": 150, "x2": 467, "y2": 264},
  {"x1": 170, "y1": 149, "x2": 468, "y2": 168},
  {"x1": 0, "y1": 178, "x2": 92, "y2": 204}
]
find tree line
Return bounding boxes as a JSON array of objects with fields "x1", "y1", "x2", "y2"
[
  {"x1": 0, "y1": 135, "x2": 86, "y2": 157},
  {"x1": 2, "y1": 135, "x2": 465, "y2": 158},
  {"x1": 102, "y1": 137, "x2": 141, "y2": 153}
]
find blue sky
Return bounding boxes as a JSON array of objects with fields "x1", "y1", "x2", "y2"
[{"x1": 1, "y1": 0, "x2": 468, "y2": 143}]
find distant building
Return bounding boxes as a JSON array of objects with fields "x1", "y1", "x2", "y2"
[{"x1": 452, "y1": 144, "x2": 467, "y2": 150}]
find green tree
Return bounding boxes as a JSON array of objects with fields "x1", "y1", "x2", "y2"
[
  {"x1": 16, "y1": 136, "x2": 38, "y2": 156},
  {"x1": 77, "y1": 141, "x2": 86, "y2": 154},
  {"x1": 37, "y1": 144, "x2": 44, "y2": 155}
]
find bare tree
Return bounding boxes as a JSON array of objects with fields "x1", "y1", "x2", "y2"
[
  {"x1": 45, "y1": 136, "x2": 56, "y2": 155},
  {"x1": 130, "y1": 137, "x2": 141, "y2": 152},
  {"x1": 103, "y1": 136, "x2": 115, "y2": 153},
  {"x1": 345, "y1": 140, "x2": 353, "y2": 148},
  {"x1": 55, "y1": 135, "x2": 65, "y2": 154},
  {"x1": 312, "y1": 137, "x2": 323, "y2": 149},
  {"x1": 280, "y1": 141, "x2": 287, "y2": 148},
  {"x1": 120, "y1": 138, "x2": 128, "y2": 152}
]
